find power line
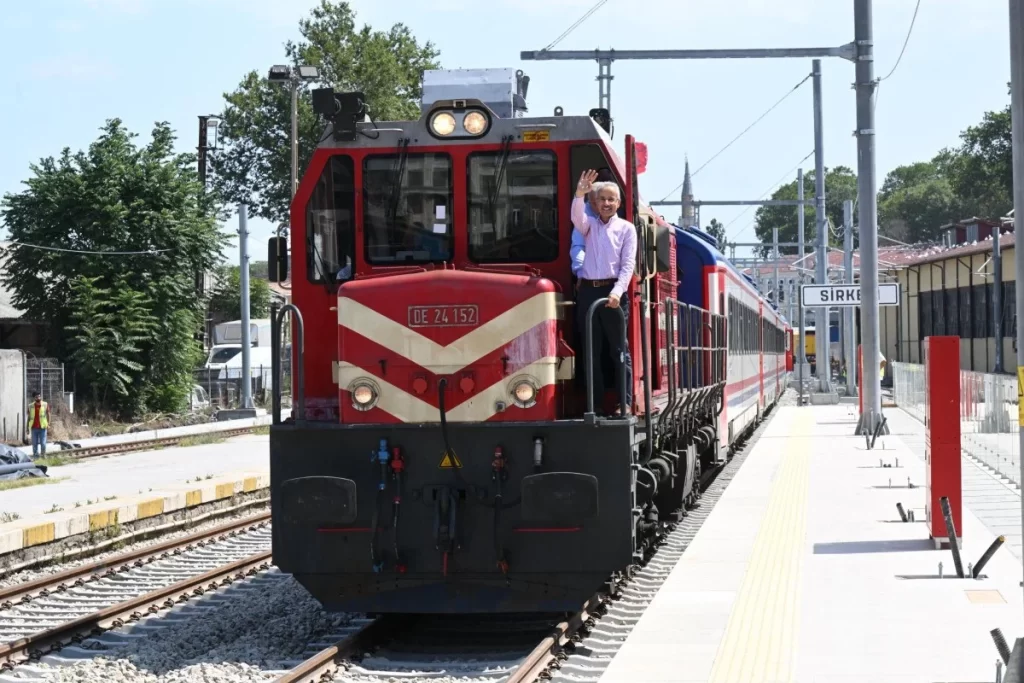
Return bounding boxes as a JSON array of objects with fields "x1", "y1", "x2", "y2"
[
  {"x1": 873, "y1": 0, "x2": 923, "y2": 126},
  {"x1": 658, "y1": 74, "x2": 812, "y2": 203},
  {"x1": 541, "y1": 0, "x2": 610, "y2": 51},
  {"x1": 727, "y1": 150, "x2": 815, "y2": 240},
  {"x1": 878, "y1": 0, "x2": 922, "y2": 82},
  {"x1": 4, "y1": 241, "x2": 171, "y2": 255}
]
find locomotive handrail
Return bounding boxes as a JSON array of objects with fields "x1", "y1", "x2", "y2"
[
  {"x1": 663, "y1": 299, "x2": 680, "y2": 427},
  {"x1": 665, "y1": 297, "x2": 691, "y2": 425},
  {"x1": 271, "y1": 302, "x2": 305, "y2": 425},
  {"x1": 583, "y1": 296, "x2": 628, "y2": 423},
  {"x1": 271, "y1": 302, "x2": 281, "y2": 424}
]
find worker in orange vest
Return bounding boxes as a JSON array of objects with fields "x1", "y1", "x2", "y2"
[{"x1": 27, "y1": 392, "x2": 48, "y2": 457}]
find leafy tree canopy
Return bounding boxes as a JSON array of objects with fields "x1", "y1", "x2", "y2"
[
  {"x1": 753, "y1": 166, "x2": 858, "y2": 257},
  {"x1": 212, "y1": 0, "x2": 441, "y2": 223},
  {"x1": 878, "y1": 161, "x2": 956, "y2": 243},
  {"x1": 705, "y1": 218, "x2": 727, "y2": 249},
  {"x1": 755, "y1": 94, "x2": 1015, "y2": 254},
  {"x1": 936, "y1": 105, "x2": 1012, "y2": 221},
  {"x1": 207, "y1": 264, "x2": 272, "y2": 323},
  {"x1": 1, "y1": 118, "x2": 224, "y2": 417}
]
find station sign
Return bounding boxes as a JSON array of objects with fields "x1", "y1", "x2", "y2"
[{"x1": 800, "y1": 283, "x2": 900, "y2": 307}]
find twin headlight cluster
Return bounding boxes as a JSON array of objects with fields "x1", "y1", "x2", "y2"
[
  {"x1": 428, "y1": 107, "x2": 490, "y2": 138},
  {"x1": 347, "y1": 375, "x2": 538, "y2": 410}
]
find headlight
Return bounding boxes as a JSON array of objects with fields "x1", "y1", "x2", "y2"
[
  {"x1": 431, "y1": 112, "x2": 456, "y2": 136},
  {"x1": 463, "y1": 111, "x2": 487, "y2": 135},
  {"x1": 509, "y1": 377, "x2": 538, "y2": 408},
  {"x1": 349, "y1": 379, "x2": 379, "y2": 411}
]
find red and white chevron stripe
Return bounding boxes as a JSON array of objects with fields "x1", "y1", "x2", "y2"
[{"x1": 336, "y1": 288, "x2": 563, "y2": 424}]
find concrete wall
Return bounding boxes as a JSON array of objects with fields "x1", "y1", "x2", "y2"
[{"x1": 0, "y1": 350, "x2": 25, "y2": 443}]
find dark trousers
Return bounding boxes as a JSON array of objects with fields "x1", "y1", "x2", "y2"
[{"x1": 575, "y1": 282, "x2": 632, "y2": 413}]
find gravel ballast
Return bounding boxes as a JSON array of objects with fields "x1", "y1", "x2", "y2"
[
  {"x1": 7, "y1": 571, "x2": 357, "y2": 683},
  {"x1": 0, "y1": 502, "x2": 270, "y2": 591}
]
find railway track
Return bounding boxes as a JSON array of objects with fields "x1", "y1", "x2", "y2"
[
  {"x1": 0, "y1": 513, "x2": 272, "y2": 669},
  {"x1": 47, "y1": 425, "x2": 260, "y2": 461},
  {"x1": 272, "y1": 594, "x2": 602, "y2": 683},
  {"x1": 264, "y1": 418, "x2": 765, "y2": 683}
]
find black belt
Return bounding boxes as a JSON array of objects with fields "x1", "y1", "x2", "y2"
[{"x1": 579, "y1": 278, "x2": 616, "y2": 287}]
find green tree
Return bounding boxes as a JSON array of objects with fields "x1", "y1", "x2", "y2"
[
  {"x1": 705, "y1": 218, "x2": 727, "y2": 248},
  {"x1": 66, "y1": 276, "x2": 155, "y2": 411},
  {"x1": 207, "y1": 264, "x2": 272, "y2": 322},
  {"x1": 878, "y1": 161, "x2": 957, "y2": 243},
  {"x1": 1, "y1": 118, "x2": 224, "y2": 417},
  {"x1": 753, "y1": 166, "x2": 858, "y2": 257},
  {"x1": 937, "y1": 105, "x2": 1013, "y2": 220},
  {"x1": 212, "y1": 0, "x2": 441, "y2": 223},
  {"x1": 250, "y1": 260, "x2": 269, "y2": 279}
]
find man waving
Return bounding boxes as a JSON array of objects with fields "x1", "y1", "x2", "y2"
[{"x1": 571, "y1": 169, "x2": 637, "y2": 416}]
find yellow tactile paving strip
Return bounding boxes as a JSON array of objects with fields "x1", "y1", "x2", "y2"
[{"x1": 708, "y1": 411, "x2": 813, "y2": 683}]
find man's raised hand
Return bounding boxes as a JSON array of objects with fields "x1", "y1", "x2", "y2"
[{"x1": 576, "y1": 169, "x2": 598, "y2": 198}]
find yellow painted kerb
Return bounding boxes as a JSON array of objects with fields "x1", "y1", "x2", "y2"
[
  {"x1": 23, "y1": 522, "x2": 55, "y2": 546},
  {"x1": 89, "y1": 509, "x2": 118, "y2": 531},
  {"x1": 185, "y1": 489, "x2": 202, "y2": 507},
  {"x1": 242, "y1": 477, "x2": 258, "y2": 493},
  {"x1": 136, "y1": 498, "x2": 164, "y2": 519},
  {"x1": 707, "y1": 410, "x2": 813, "y2": 683},
  {"x1": 215, "y1": 482, "x2": 236, "y2": 499}
]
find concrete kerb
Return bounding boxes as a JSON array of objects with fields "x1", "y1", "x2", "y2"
[
  {"x1": 0, "y1": 469, "x2": 270, "y2": 569},
  {"x1": 17, "y1": 409, "x2": 290, "y2": 457}
]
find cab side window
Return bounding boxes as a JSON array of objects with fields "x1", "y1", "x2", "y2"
[
  {"x1": 305, "y1": 155, "x2": 356, "y2": 284},
  {"x1": 570, "y1": 144, "x2": 626, "y2": 219}
]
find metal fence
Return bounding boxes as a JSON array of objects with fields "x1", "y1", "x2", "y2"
[
  {"x1": 192, "y1": 359, "x2": 292, "y2": 412},
  {"x1": 892, "y1": 361, "x2": 1020, "y2": 485},
  {"x1": 25, "y1": 357, "x2": 65, "y2": 403}
]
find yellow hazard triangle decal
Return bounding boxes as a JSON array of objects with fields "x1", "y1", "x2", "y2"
[{"x1": 438, "y1": 450, "x2": 463, "y2": 468}]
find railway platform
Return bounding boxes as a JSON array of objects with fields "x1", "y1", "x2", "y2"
[
  {"x1": 599, "y1": 401, "x2": 1024, "y2": 683},
  {"x1": 0, "y1": 433, "x2": 269, "y2": 559}
]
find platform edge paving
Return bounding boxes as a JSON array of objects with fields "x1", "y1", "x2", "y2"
[{"x1": 0, "y1": 470, "x2": 269, "y2": 555}]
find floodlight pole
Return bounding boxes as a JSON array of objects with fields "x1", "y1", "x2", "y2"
[
  {"x1": 1008, "y1": 0, "x2": 1024, "y2": 613},
  {"x1": 269, "y1": 65, "x2": 319, "y2": 200},
  {"x1": 291, "y1": 79, "x2": 298, "y2": 198},
  {"x1": 853, "y1": 0, "x2": 886, "y2": 436}
]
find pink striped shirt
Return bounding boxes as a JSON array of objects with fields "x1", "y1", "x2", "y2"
[{"x1": 570, "y1": 196, "x2": 637, "y2": 298}]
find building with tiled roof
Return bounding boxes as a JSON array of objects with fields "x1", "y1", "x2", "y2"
[{"x1": 740, "y1": 215, "x2": 1017, "y2": 374}]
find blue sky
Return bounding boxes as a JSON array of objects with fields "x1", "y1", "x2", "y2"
[{"x1": 0, "y1": 0, "x2": 1012, "y2": 264}]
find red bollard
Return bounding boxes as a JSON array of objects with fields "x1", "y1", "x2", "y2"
[{"x1": 924, "y1": 336, "x2": 962, "y2": 549}]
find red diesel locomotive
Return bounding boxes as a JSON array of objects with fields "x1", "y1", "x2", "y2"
[{"x1": 267, "y1": 68, "x2": 789, "y2": 614}]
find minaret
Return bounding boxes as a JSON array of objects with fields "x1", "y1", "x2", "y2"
[{"x1": 680, "y1": 156, "x2": 695, "y2": 228}]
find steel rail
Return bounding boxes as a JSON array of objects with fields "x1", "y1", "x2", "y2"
[
  {"x1": 0, "y1": 511, "x2": 272, "y2": 607},
  {"x1": 53, "y1": 426, "x2": 260, "y2": 461},
  {"x1": 0, "y1": 550, "x2": 273, "y2": 668},
  {"x1": 270, "y1": 617, "x2": 406, "y2": 683},
  {"x1": 504, "y1": 593, "x2": 603, "y2": 683},
  {"x1": 273, "y1": 593, "x2": 603, "y2": 683}
]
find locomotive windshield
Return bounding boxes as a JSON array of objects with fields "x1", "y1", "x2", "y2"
[
  {"x1": 467, "y1": 150, "x2": 558, "y2": 263},
  {"x1": 362, "y1": 152, "x2": 453, "y2": 264}
]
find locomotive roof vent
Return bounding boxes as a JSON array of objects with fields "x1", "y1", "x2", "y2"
[{"x1": 421, "y1": 68, "x2": 529, "y2": 119}]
